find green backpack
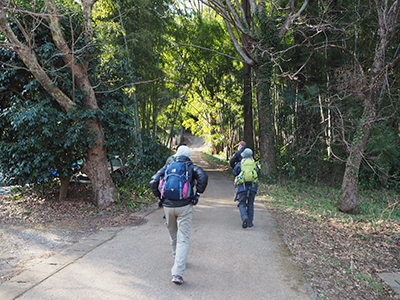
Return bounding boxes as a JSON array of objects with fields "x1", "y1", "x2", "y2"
[{"x1": 237, "y1": 158, "x2": 258, "y2": 185}]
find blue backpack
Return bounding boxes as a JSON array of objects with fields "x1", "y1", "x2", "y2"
[{"x1": 159, "y1": 161, "x2": 194, "y2": 200}]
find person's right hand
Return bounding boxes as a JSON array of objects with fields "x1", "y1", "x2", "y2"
[{"x1": 191, "y1": 193, "x2": 200, "y2": 205}]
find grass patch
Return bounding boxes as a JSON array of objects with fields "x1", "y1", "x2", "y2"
[
  {"x1": 259, "y1": 180, "x2": 400, "y2": 228},
  {"x1": 202, "y1": 152, "x2": 232, "y2": 178},
  {"x1": 202, "y1": 152, "x2": 230, "y2": 167}
]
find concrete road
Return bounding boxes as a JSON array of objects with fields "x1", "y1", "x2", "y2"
[{"x1": 0, "y1": 148, "x2": 314, "y2": 300}]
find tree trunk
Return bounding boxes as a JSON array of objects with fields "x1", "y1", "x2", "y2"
[
  {"x1": 338, "y1": 100, "x2": 376, "y2": 213},
  {"x1": 242, "y1": 62, "x2": 254, "y2": 150},
  {"x1": 72, "y1": 70, "x2": 118, "y2": 207},
  {"x1": 81, "y1": 120, "x2": 118, "y2": 208},
  {"x1": 338, "y1": 0, "x2": 400, "y2": 213},
  {"x1": 241, "y1": 0, "x2": 254, "y2": 151},
  {"x1": 59, "y1": 176, "x2": 71, "y2": 201},
  {"x1": 338, "y1": 167, "x2": 360, "y2": 214},
  {"x1": 254, "y1": 62, "x2": 276, "y2": 176}
]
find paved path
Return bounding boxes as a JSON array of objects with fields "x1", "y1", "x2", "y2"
[{"x1": 0, "y1": 149, "x2": 314, "y2": 300}]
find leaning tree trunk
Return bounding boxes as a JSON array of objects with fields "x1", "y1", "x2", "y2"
[
  {"x1": 338, "y1": 0, "x2": 400, "y2": 213},
  {"x1": 48, "y1": 0, "x2": 118, "y2": 207},
  {"x1": 72, "y1": 61, "x2": 118, "y2": 207},
  {"x1": 338, "y1": 98, "x2": 376, "y2": 213}
]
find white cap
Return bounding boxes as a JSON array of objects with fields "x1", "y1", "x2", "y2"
[{"x1": 175, "y1": 145, "x2": 191, "y2": 157}]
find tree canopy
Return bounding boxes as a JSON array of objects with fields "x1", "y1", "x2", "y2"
[{"x1": 1, "y1": 0, "x2": 400, "y2": 215}]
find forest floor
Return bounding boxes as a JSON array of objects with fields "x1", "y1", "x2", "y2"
[{"x1": 263, "y1": 197, "x2": 400, "y2": 300}]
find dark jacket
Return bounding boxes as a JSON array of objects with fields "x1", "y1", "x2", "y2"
[
  {"x1": 150, "y1": 155, "x2": 208, "y2": 207},
  {"x1": 165, "y1": 154, "x2": 176, "y2": 165},
  {"x1": 232, "y1": 160, "x2": 260, "y2": 194},
  {"x1": 229, "y1": 147, "x2": 246, "y2": 169}
]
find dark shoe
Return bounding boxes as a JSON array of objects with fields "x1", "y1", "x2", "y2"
[
  {"x1": 248, "y1": 224, "x2": 253, "y2": 228},
  {"x1": 242, "y1": 218, "x2": 248, "y2": 229},
  {"x1": 172, "y1": 275, "x2": 183, "y2": 284}
]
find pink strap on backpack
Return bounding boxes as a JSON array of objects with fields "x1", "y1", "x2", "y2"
[
  {"x1": 182, "y1": 182, "x2": 189, "y2": 199},
  {"x1": 159, "y1": 179, "x2": 165, "y2": 197}
]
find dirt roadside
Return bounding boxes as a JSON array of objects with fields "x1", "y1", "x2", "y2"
[{"x1": 0, "y1": 185, "x2": 148, "y2": 285}]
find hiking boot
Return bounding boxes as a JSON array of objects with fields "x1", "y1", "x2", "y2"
[
  {"x1": 172, "y1": 275, "x2": 183, "y2": 284},
  {"x1": 242, "y1": 218, "x2": 248, "y2": 229}
]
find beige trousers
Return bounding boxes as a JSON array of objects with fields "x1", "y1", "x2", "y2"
[{"x1": 164, "y1": 204, "x2": 193, "y2": 276}]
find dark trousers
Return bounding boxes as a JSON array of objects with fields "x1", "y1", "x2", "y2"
[{"x1": 237, "y1": 188, "x2": 255, "y2": 226}]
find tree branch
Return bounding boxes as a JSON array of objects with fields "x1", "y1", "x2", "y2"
[
  {"x1": 0, "y1": 8, "x2": 76, "y2": 111},
  {"x1": 46, "y1": 0, "x2": 98, "y2": 109},
  {"x1": 278, "y1": 0, "x2": 308, "y2": 41}
]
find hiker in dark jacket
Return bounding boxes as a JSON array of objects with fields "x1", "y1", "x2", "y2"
[
  {"x1": 150, "y1": 146, "x2": 208, "y2": 285},
  {"x1": 230, "y1": 141, "x2": 246, "y2": 200},
  {"x1": 160, "y1": 143, "x2": 189, "y2": 219},
  {"x1": 229, "y1": 141, "x2": 246, "y2": 169},
  {"x1": 232, "y1": 148, "x2": 260, "y2": 229}
]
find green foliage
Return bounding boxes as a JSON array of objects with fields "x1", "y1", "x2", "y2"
[
  {"x1": 140, "y1": 134, "x2": 171, "y2": 170},
  {"x1": 0, "y1": 96, "x2": 91, "y2": 184},
  {"x1": 93, "y1": 53, "x2": 138, "y2": 160},
  {"x1": 201, "y1": 152, "x2": 232, "y2": 178},
  {"x1": 274, "y1": 84, "x2": 345, "y2": 185},
  {"x1": 0, "y1": 1, "x2": 138, "y2": 188},
  {"x1": 262, "y1": 181, "x2": 340, "y2": 219},
  {"x1": 162, "y1": 11, "x2": 244, "y2": 154},
  {"x1": 0, "y1": 37, "x2": 92, "y2": 184},
  {"x1": 93, "y1": 0, "x2": 173, "y2": 136},
  {"x1": 202, "y1": 152, "x2": 229, "y2": 166},
  {"x1": 112, "y1": 134, "x2": 170, "y2": 206},
  {"x1": 359, "y1": 189, "x2": 400, "y2": 222},
  {"x1": 118, "y1": 134, "x2": 170, "y2": 185},
  {"x1": 359, "y1": 122, "x2": 400, "y2": 191}
]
